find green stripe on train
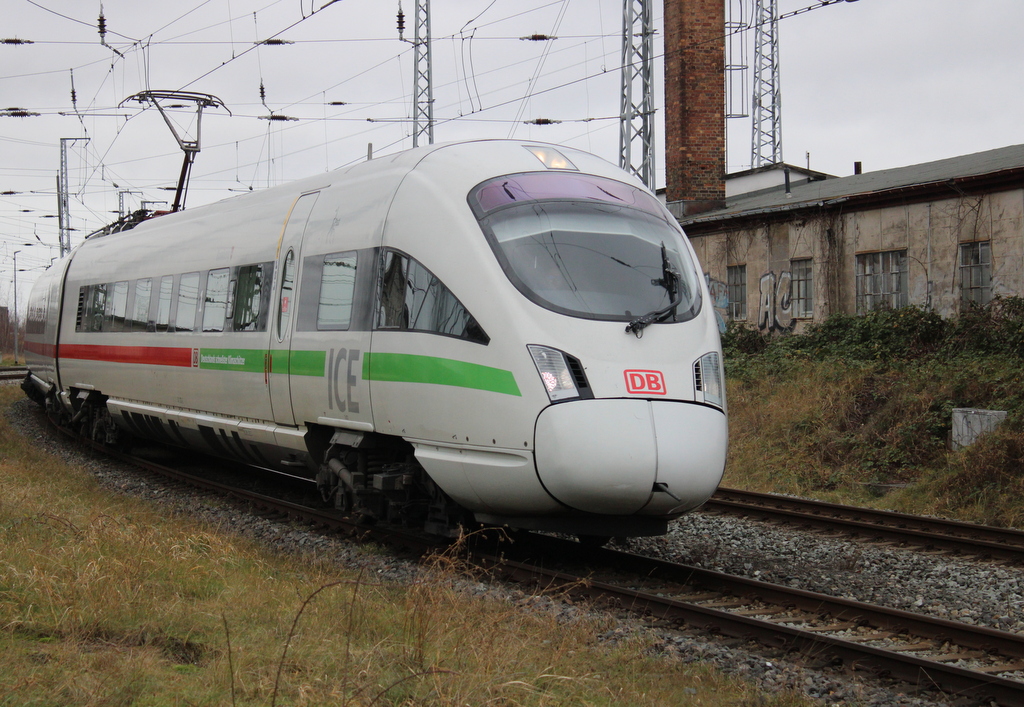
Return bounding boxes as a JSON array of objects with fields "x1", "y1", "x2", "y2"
[
  {"x1": 288, "y1": 350, "x2": 327, "y2": 376},
  {"x1": 363, "y1": 352, "x2": 521, "y2": 396}
]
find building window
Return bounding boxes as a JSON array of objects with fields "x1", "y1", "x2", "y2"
[
  {"x1": 856, "y1": 250, "x2": 907, "y2": 313},
  {"x1": 960, "y1": 241, "x2": 992, "y2": 307},
  {"x1": 727, "y1": 265, "x2": 747, "y2": 321},
  {"x1": 790, "y1": 259, "x2": 813, "y2": 318}
]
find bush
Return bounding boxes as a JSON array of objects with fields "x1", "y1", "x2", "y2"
[
  {"x1": 723, "y1": 297, "x2": 1024, "y2": 365},
  {"x1": 722, "y1": 298, "x2": 1024, "y2": 520}
]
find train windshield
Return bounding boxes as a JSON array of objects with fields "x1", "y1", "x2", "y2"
[{"x1": 469, "y1": 172, "x2": 702, "y2": 323}]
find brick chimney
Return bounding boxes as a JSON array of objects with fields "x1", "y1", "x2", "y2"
[{"x1": 664, "y1": 0, "x2": 726, "y2": 215}]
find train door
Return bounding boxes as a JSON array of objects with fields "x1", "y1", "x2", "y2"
[{"x1": 269, "y1": 191, "x2": 320, "y2": 425}]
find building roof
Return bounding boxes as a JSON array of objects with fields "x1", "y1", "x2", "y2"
[{"x1": 676, "y1": 143, "x2": 1024, "y2": 229}]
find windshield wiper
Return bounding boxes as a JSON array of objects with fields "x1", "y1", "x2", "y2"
[{"x1": 625, "y1": 242, "x2": 684, "y2": 338}]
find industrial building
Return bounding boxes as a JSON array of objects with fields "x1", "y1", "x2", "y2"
[
  {"x1": 660, "y1": 0, "x2": 1023, "y2": 332},
  {"x1": 675, "y1": 146, "x2": 1024, "y2": 332}
]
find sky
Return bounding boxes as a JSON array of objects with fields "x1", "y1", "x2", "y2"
[{"x1": 2, "y1": 0, "x2": 1023, "y2": 311}]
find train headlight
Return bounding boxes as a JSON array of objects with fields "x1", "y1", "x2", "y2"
[
  {"x1": 694, "y1": 352, "x2": 724, "y2": 410},
  {"x1": 528, "y1": 345, "x2": 579, "y2": 402}
]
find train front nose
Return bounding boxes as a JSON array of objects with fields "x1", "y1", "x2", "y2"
[{"x1": 534, "y1": 399, "x2": 727, "y2": 515}]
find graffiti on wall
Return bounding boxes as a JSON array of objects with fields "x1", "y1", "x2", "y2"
[
  {"x1": 705, "y1": 274, "x2": 728, "y2": 333},
  {"x1": 704, "y1": 270, "x2": 796, "y2": 333},
  {"x1": 758, "y1": 270, "x2": 794, "y2": 333}
]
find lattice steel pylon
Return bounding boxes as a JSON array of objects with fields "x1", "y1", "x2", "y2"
[
  {"x1": 618, "y1": 0, "x2": 655, "y2": 190},
  {"x1": 411, "y1": 0, "x2": 433, "y2": 147},
  {"x1": 750, "y1": 0, "x2": 782, "y2": 167},
  {"x1": 57, "y1": 136, "x2": 89, "y2": 257}
]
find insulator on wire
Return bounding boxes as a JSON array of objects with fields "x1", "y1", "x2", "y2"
[{"x1": 259, "y1": 81, "x2": 266, "y2": 103}]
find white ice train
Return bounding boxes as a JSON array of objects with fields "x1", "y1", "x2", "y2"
[{"x1": 22, "y1": 140, "x2": 727, "y2": 539}]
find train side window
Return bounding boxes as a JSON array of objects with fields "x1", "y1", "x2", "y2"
[
  {"x1": 26, "y1": 286, "x2": 47, "y2": 335},
  {"x1": 317, "y1": 252, "x2": 357, "y2": 330},
  {"x1": 110, "y1": 281, "x2": 129, "y2": 331},
  {"x1": 203, "y1": 268, "x2": 230, "y2": 332},
  {"x1": 175, "y1": 272, "x2": 200, "y2": 333},
  {"x1": 277, "y1": 249, "x2": 296, "y2": 341},
  {"x1": 375, "y1": 250, "x2": 488, "y2": 344},
  {"x1": 233, "y1": 262, "x2": 270, "y2": 332},
  {"x1": 155, "y1": 275, "x2": 173, "y2": 332},
  {"x1": 87, "y1": 284, "x2": 106, "y2": 332},
  {"x1": 131, "y1": 278, "x2": 152, "y2": 332}
]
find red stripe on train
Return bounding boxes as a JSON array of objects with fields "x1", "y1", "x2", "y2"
[
  {"x1": 23, "y1": 340, "x2": 57, "y2": 358},
  {"x1": 60, "y1": 344, "x2": 193, "y2": 367}
]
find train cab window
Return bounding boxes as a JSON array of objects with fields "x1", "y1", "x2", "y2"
[
  {"x1": 469, "y1": 171, "x2": 703, "y2": 324},
  {"x1": 131, "y1": 278, "x2": 152, "y2": 332},
  {"x1": 375, "y1": 250, "x2": 488, "y2": 344},
  {"x1": 202, "y1": 268, "x2": 231, "y2": 332},
  {"x1": 317, "y1": 252, "x2": 357, "y2": 330},
  {"x1": 155, "y1": 275, "x2": 173, "y2": 332},
  {"x1": 175, "y1": 272, "x2": 200, "y2": 333},
  {"x1": 277, "y1": 249, "x2": 296, "y2": 341},
  {"x1": 233, "y1": 262, "x2": 270, "y2": 332}
]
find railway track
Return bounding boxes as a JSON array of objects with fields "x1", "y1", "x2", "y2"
[
  {"x1": 0, "y1": 366, "x2": 28, "y2": 383},
  {"x1": 39, "y1": 418, "x2": 1024, "y2": 705},
  {"x1": 482, "y1": 536, "x2": 1024, "y2": 706},
  {"x1": 706, "y1": 487, "x2": 1024, "y2": 563}
]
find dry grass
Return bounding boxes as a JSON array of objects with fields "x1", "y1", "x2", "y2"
[
  {"x1": 0, "y1": 386, "x2": 811, "y2": 706},
  {"x1": 724, "y1": 356, "x2": 1024, "y2": 529}
]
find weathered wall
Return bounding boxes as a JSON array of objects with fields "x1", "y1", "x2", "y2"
[{"x1": 685, "y1": 187, "x2": 1024, "y2": 330}]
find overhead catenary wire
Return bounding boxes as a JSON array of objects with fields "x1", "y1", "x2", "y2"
[{"x1": 1, "y1": 0, "x2": 853, "y2": 249}]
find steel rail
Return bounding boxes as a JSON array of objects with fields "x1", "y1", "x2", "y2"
[
  {"x1": 478, "y1": 535, "x2": 1024, "y2": 706},
  {"x1": 707, "y1": 487, "x2": 1024, "y2": 562}
]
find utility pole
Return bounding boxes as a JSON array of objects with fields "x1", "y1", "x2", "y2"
[
  {"x1": 12, "y1": 250, "x2": 20, "y2": 365},
  {"x1": 618, "y1": 0, "x2": 655, "y2": 189},
  {"x1": 750, "y1": 0, "x2": 782, "y2": 167},
  {"x1": 57, "y1": 137, "x2": 89, "y2": 257},
  {"x1": 411, "y1": 0, "x2": 433, "y2": 147},
  {"x1": 118, "y1": 190, "x2": 141, "y2": 220}
]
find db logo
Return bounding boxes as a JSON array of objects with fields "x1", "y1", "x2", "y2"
[{"x1": 624, "y1": 369, "x2": 667, "y2": 395}]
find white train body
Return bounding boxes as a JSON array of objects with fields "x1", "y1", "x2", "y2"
[{"x1": 23, "y1": 140, "x2": 726, "y2": 537}]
